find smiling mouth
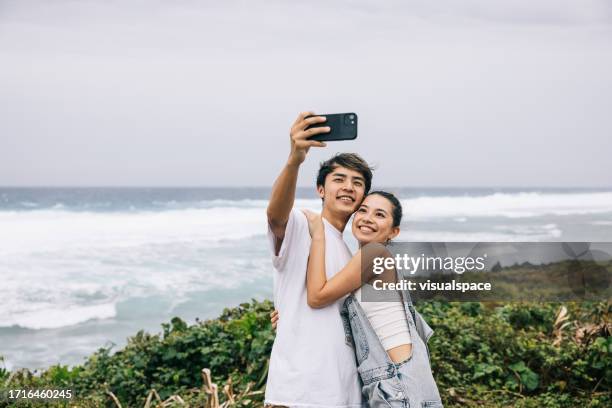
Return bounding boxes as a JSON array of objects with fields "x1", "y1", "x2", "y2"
[
  {"x1": 337, "y1": 196, "x2": 355, "y2": 203},
  {"x1": 358, "y1": 225, "x2": 375, "y2": 233}
]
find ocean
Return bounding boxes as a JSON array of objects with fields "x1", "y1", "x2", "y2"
[{"x1": 1, "y1": 187, "x2": 611, "y2": 370}]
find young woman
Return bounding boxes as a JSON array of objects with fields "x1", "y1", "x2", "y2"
[{"x1": 302, "y1": 191, "x2": 443, "y2": 408}]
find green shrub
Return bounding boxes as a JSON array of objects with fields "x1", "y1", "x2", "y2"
[{"x1": 1, "y1": 300, "x2": 609, "y2": 407}]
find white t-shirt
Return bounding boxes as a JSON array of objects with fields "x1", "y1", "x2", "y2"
[{"x1": 265, "y1": 209, "x2": 363, "y2": 408}]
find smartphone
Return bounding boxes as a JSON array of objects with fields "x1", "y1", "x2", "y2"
[{"x1": 305, "y1": 113, "x2": 358, "y2": 142}]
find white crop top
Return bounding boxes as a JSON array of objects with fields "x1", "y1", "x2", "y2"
[{"x1": 354, "y1": 287, "x2": 412, "y2": 350}]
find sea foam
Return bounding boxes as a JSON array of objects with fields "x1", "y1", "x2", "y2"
[
  {"x1": 401, "y1": 191, "x2": 612, "y2": 219},
  {"x1": 1, "y1": 191, "x2": 611, "y2": 331},
  {"x1": 0, "y1": 302, "x2": 116, "y2": 330}
]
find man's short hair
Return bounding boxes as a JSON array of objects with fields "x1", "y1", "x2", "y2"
[{"x1": 316, "y1": 153, "x2": 373, "y2": 194}]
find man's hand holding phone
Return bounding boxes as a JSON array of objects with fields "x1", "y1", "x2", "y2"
[{"x1": 288, "y1": 111, "x2": 330, "y2": 166}]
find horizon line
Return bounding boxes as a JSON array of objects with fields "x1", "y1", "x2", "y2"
[{"x1": 1, "y1": 185, "x2": 612, "y2": 190}]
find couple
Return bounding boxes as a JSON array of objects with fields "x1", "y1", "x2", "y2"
[{"x1": 265, "y1": 112, "x2": 442, "y2": 408}]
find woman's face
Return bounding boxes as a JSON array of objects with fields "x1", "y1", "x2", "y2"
[{"x1": 351, "y1": 194, "x2": 400, "y2": 245}]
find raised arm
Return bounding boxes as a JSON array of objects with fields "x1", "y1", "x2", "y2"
[
  {"x1": 266, "y1": 112, "x2": 329, "y2": 254},
  {"x1": 302, "y1": 211, "x2": 389, "y2": 308}
]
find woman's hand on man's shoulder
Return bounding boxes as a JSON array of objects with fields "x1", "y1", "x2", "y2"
[{"x1": 301, "y1": 209, "x2": 324, "y2": 238}]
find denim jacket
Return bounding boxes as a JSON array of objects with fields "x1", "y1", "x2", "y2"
[{"x1": 340, "y1": 269, "x2": 442, "y2": 407}]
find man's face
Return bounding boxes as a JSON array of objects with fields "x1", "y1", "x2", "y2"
[{"x1": 317, "y1": 166, "x2": 367, "y2": 217}]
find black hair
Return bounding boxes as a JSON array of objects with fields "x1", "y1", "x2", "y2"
[{"x1": 317, "y1": 153, "x2": 373, "y2": 194}]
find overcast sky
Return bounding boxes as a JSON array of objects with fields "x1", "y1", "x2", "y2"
[{"x1": 1, "y1": 0, "x2": 611, "y2": 187}]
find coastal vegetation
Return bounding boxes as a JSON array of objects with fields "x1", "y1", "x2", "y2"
[{"x1": 1, "y1": 300, "x2": 609, "y2": 407}]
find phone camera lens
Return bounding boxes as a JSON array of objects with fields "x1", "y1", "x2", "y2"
[{"x1": 344, "y1": 114, "x2": 356, "y2": 126}]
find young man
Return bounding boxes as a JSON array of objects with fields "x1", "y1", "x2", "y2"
[{"x1": 265, "y1": 111, "x2": 373, "y2": 407}]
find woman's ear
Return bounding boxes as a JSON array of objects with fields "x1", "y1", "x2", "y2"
[{"x1": 388, "y1": 227, "x2": 400, "y2": 241}]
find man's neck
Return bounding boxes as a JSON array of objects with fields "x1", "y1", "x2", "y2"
[{"x1": 321, "y1": 207, "x2": 350, "y2": 232}]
